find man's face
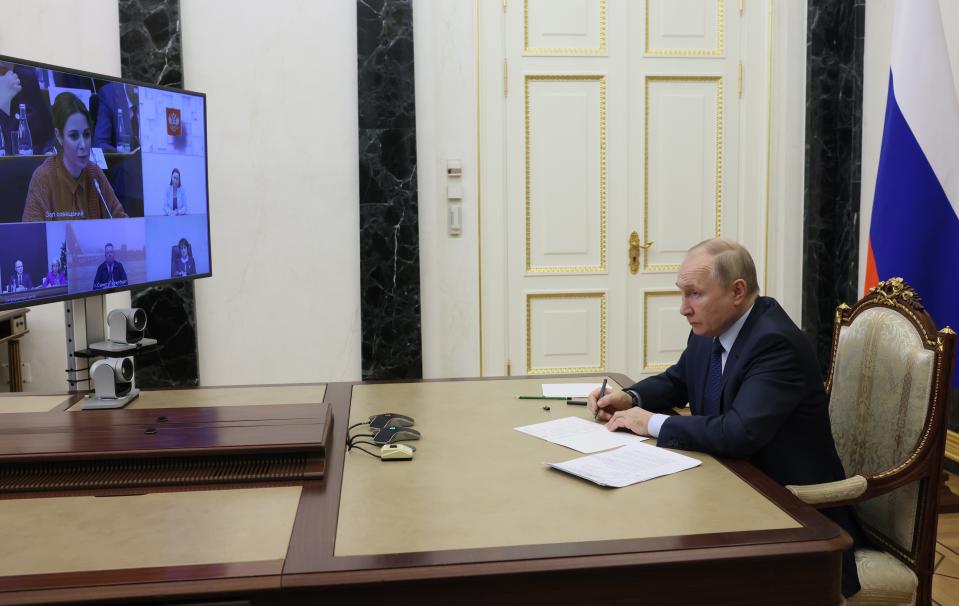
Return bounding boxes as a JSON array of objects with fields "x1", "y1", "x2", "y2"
[
  {"x1": 104, "y1": 246, "x2": 114, "y2": 263},
  {"x1": 14, "y1": 262, "x2": 23, "y2": 275},
  {"x1": 676, "y1": 250, "x2": 741, "y2": 337}
]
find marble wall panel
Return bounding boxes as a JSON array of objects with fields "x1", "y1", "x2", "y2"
[
  {"x1": 118, "y1": 0, "x2": 199, "y2": 387},
  {"x1": 357, "y1": 0, "x2": 422, "y2": 379},
  {"x1": 119, "y1": 0, "x2": 182, "y2": 87},
  {"x1": 802, "y1": 0, "x2": 864, "y2": 374}
]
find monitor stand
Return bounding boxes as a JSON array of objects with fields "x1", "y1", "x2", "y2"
[{"x1": 65, "y1": 296, "x2": 106, "y2": 393}]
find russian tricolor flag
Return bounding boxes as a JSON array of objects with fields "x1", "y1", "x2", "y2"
[{"x1": 865, "y1": 0, "x2": 959, "y2": 386}]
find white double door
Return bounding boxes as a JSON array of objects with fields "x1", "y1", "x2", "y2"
[{"x1": 484, "y1": 0, "x2": 770, "y2": 378}]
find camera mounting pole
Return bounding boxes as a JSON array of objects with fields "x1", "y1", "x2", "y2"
[{"x1": 64, "y1": 295, "x2": 106, "y2": 393}]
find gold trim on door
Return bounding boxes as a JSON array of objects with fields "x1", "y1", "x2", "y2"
[
  {"x1": 643, "y1": 289, "x2": 682, "y2": 372},
  {"x1": 524, "y1": 0, "x2": 608, "y2": 56},
  {"x1": 645, "y1": 0, "x2": 725, "y2": 57},
  {"x1": 525, "y1": 74, "x2": 607, "y2": 274},
  {"x1": 526, "y1": 292, "x2": 607, "y2": 375},
  {"x1": 643, "y1": 75, "x2": 724, "y2": 272}
]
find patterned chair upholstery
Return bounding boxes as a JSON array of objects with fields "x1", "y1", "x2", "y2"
[{"x1": 786, "y1": 278, "x2": 956, "y2": 606}]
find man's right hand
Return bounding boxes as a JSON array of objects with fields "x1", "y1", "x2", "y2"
[{"x1": 587, "y1": 388, "x2": 633, "y2": 422}]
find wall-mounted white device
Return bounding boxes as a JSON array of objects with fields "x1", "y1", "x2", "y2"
[{"x1": 446, "y1": 159, "x2": 463, "y2": 237}]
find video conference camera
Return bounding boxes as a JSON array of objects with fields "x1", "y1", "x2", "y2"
[
  {"x1": 81, "y1": 356, "x2": 141, "y2": 410},
  {"x1": 89, "y1": 307, "x2": 158, "y2": 353},
  {"x1": 109, "y1": 307, "x2": 147, "y2": 344}
]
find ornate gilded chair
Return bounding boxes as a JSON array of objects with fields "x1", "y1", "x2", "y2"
[{"x1": 786, "y1": 278, "x2": 956, "y2": 606}]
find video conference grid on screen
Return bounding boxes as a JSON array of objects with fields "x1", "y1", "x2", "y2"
[{"x1": 0, "y1": 56, "x2": 210, "y2": 310}]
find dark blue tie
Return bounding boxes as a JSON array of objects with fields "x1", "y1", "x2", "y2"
[{"x1": 703, "y1": 339, "x2": 724, "y2": 415}]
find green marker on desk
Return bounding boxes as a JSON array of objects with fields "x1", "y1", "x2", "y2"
[
  {"x1": 516, "y1": 396, "x2": 586, "y2": 406},
  {"x1": 515, "y1": 395, "x2": 572, "y2": 400},
  {"x1": 515, "y1": 395, "x2": 588, "y2": 405}
]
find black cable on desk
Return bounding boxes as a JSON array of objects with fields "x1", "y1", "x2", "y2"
[
  {"x1": 348, "y1": 443, "x2": 381, "y2": 459},
  {"x1": 347, "y1": 432, "x2": 374, "y2": 447}
]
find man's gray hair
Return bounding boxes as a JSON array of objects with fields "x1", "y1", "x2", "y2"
[{"x1": 688, "y1": 238, "x2": 759, "y2": 296}]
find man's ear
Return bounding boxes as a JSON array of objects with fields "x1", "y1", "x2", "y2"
[{"x1": 732, "y1": 278, "x2": 748, "y2": 304}]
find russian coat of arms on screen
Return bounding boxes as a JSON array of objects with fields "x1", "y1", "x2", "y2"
[{"x1": 166, "y1": 108, "x2": 182, "y2": 137}]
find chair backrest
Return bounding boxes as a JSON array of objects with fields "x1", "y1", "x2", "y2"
[{"x1": 825, "y1": 278, "x2": 955, "y2": 565}]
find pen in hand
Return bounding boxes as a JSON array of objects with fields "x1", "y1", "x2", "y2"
[{"x1": 594, "y1": 377, "x2": 608, "y2": 421}]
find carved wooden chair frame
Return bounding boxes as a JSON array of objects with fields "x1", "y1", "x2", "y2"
[{"x1": 820, "y1": 278, "x2": 956, "y2": 605}]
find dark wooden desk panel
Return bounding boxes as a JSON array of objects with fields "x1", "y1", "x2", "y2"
[
  {"x1": 0, "y1": 403, "x2": 331, "y2": 461},
  {"x1": 0, "y1": 561, "x2": 283, "y2": 606}
]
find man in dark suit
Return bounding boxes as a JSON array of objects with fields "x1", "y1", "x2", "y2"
[
  {"x1": 92, "y1": 243, "x2": 128, "y2": 291},
  {"x1": 7, "y1": 260, "x2": 32, "y2": 292},
  {"x1": 589, "y1": 238, "x2": 862, "y2": 598},
  {"x1": 93, "y1": 82, "x2": 138, "y2": 152}
]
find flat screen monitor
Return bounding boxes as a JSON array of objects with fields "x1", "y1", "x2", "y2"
[{"x1": 0, "y1": 55, "x2": 211, "y2": 312}]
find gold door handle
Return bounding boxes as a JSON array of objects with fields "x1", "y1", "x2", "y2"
[{"x1": 628, "y1": 232, "x2": 653, "y2": 274}]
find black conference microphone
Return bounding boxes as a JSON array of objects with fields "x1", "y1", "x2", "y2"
[
  {"x1": 92, "y1": 179, "x2": 113, "y2": 219},
  {"x1": 372, "y1": 425, "x2": 421, "y2": 445},
  {"x1": 368, "y1": 413, "x2": 415, "y2": 429}
]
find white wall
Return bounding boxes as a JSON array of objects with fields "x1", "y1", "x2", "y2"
[
  {"x1": 0, "y1": 0, "x2": 362, "y2": 391},
  {"x1": 0, "y1": 0, "x2": 122, "y2": 392},
  {"x1": 861, "y1": 0, "x2": 959, "y2": 291},
  {"x1": 413, "y1": 0, "x2": 481, "y2": 378},
  {"x1": 182, "y1": 0, "x2": 361, "y2": 385},
  {"x1": 766, "y1": 1, "x2": 809, "y2": 322}
]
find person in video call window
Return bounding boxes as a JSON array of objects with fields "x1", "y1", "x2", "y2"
[
  {"x1": 164, "y1": 168, "x2": 188, "y2": 216},
  {"x1": 92, "y1": 243, "x2": 127, "y2": 291},
  {"x1": 0, "y1": 62, "x2": 56, "y2": 156},
  {"x1": 21, "y1": 92, "x2": 128, "y2": 222},
  {"x1": 0, "y1": 61, "x2": 23, "y2": 154},
  {"x1": 93, "y1": 82, "x2": 138, "y2": 153},
  {"x1": 6, "y1": 260, "x2": 33, "y2": 292},
  {"x1": 171, "y1": 237, "x2": 196, "y2": 278},
  {"x1": 42, "y1": 260, "x2": 66, "y2": 287}
]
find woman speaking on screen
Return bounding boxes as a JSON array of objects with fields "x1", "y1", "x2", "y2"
[
  {"x1": 164, "y1": 168, "x2": 188, "y2": 216},
  {"x1": 21, "y1": 92, "x2": 127, "y2": 222}
]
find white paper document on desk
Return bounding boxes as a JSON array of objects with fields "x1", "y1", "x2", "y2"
[
  {"x1": 541, "y1": 383, "x2": 602, "y2": 398},
  {"x1": 548, "y1": 442, "x2": 701, "y2": 488},
  {"x1": 515, "y1": 416, "x2": 647, "y2": 453}
]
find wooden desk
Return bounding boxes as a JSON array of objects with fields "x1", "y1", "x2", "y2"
[{"x1": 0, "y1": 377, "x2": 849, "y2": 605}]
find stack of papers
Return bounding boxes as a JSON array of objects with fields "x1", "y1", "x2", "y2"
[
  {"x1": 548, "y1": 442, "x2": 702, "y2": 488},
  {"x1": 515, "y1": 396, "x2": 702, "y2": 487},
  {"x1": 515, "y1": 416, "x2": 647, "y2": 453}
]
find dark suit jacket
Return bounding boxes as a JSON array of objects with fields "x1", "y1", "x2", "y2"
[
  {"x1": 92, "y1": 261, "x2": 128, "y2": 290},
  {"x1": 7, "y1": 271, "x2": 32, "y2": 290},
  {"x1": 629, "y1": 296, "x2": 862, "y2": 596},
  {"x1": 171, "y1": 256, "x2": 196, "y2": 278},
  {"x1": 93, "y1": 83, "x2": 137, "y2": 152}
]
